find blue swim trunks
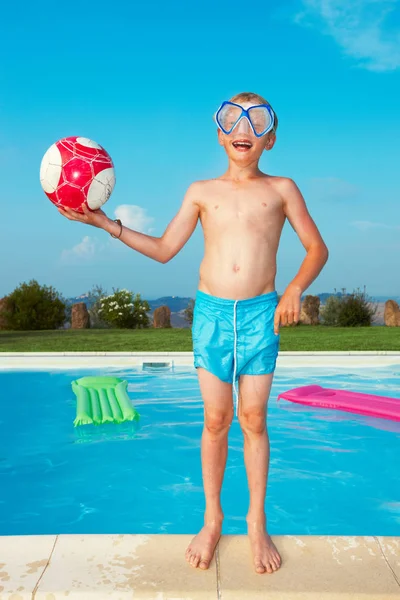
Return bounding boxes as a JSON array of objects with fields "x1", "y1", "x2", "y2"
[{"x1": 192, "y1": 289, "x2": 280, "y2": 415}]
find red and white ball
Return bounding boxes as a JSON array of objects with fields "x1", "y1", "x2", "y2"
[{"x1": 40, "y1": 136, "x2": 115, "y2": 213}]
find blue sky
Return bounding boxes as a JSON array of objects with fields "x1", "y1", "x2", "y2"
[{"x1": 1, "y1": 0, "x2": 399, "y2": 300}]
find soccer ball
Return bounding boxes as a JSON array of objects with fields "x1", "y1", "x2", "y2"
[{"x1": 40, "y1": 136, "x2": 115, "y2": 213}]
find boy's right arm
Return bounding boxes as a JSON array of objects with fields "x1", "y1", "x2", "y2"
[{"x1": 59, "y1": 182, "x2": 201, "y2": 264}]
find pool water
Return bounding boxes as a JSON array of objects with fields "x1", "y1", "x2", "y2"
[{"x1": 0, "y1": 365, "x2": 399, "y2": 536}]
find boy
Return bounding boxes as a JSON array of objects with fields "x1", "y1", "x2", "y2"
[{"x1": 59, "y1": 92, "x2": 329, "y2": 574}]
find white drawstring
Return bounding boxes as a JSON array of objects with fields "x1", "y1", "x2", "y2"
[{"x1": 232, "y1": 300, "x2": 239, "y2": 417}]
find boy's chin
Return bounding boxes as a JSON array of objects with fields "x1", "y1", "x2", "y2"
[{"x1": 226, "y1": 147, "x2": 260, "y2": 161}]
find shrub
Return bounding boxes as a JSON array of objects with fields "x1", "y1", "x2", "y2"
[
  {"x1": 4, "y1": 279, "x2": 66, "y2": 330},
  {"x1": 320, "y1": 295, "x2": 342, "y2": 326},
  {"x1": 337, "y1": 287, "x2": 376, "y2": 327},
  {"x1": 184, "y1": 299, "x2": 194, "y2": 326},
  {"x1": 87, "y1": 284, "x2": 109, "y2": 329},
  {"x1": 320, "y1": 287, "x2": 376, "y2": 327},
  {"x1": 98, "y1": 289, "x2": 151, "y2": 328}
]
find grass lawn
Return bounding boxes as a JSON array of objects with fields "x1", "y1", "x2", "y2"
[{"x1": 0, "y1": 325, "x2": 399, "y2": 352}]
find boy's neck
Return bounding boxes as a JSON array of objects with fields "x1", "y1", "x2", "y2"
[{"x1": 224, "y1": 160, "x2": 264, "y2": 182}]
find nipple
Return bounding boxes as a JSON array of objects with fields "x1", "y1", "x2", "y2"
[{"x1": 233, "y1": 264, "x2": 240, "y2": 273}]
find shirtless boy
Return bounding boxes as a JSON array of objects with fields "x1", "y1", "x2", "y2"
[{"x1": 59, "y1": 92, "x2": 329, "y2": 574}]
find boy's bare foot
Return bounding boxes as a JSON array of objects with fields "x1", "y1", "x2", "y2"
[
  {"x1": 185, "y1": 520, "x2": 222, "y2": 570},
  {"x1": 247, "y1": 518, "x2": 281, "y2": 574}
]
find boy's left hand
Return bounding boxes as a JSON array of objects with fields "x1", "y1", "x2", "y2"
[{"x1": 274, "y1": 285, "x2": 302, "y2": 335}]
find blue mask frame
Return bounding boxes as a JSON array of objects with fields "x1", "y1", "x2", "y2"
[{"x1": 214, "y1": 100, "x2": 276, "y2": 137}]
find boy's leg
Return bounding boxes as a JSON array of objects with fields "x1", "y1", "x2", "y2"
[
  {"x1": 237, "y1": 372, "x2": 282, "y2": 574},
  {"x1": 186, "y1": 367, "x2": 234, "y2": 569}
]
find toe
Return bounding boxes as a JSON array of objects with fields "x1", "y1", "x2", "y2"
[
  {"x1": 199, "y1": 557, "x2": 210, "y2": 570},
  {"x1": 255, "y1": 559, "x2": 265, "y2": 574},
  {"x1": 192, "y1": 553, "x2": 201, "y2": 568},
  {"x1": 273, "y1": 556, "x2": 281, "y2": 570},
  {"x1": 265, "y1": 561, "x2": 273, "y2": 574}
]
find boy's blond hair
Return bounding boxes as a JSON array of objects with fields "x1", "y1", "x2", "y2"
[{"x1": 230, "y1": 92, "x2": 278, "y2": 133}]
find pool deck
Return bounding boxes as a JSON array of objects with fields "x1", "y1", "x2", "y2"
[
  {"x1": 1, "y1": 352, "x2": 400, "y2": 598},
  {"x1": 1, "y1": 534, "x2": 399, "y2": 599}
]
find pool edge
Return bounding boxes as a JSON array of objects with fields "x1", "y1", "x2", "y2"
[
  {"x1": 1, "y1": 534, "x2": 399, "y2": 599},
  {"x1": 1, "y1": 350, "x2": 400, "y2": 370}
]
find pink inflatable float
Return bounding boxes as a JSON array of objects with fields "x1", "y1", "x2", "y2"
[{"x1": 278, "y1": 385, "x2": 400, "y2": 422}]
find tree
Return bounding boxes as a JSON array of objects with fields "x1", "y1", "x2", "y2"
[{"x1": 4, "y1": 280, "x2": 66, "y2": 330}]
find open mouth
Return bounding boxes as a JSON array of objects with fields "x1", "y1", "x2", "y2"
[{"x1": 232, "y1": 139, "x2": 253, "y2": 151}]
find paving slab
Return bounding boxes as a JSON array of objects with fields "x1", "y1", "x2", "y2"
[
  {"x1": 377, "y1": 537, "x2": 400, "y2": 583},
  {"x1": 217, "y1": 535, "x2": 400, "y2": 599},
  {"x1": 0, "y1": 535, "x2": 56, "y2": 600},
  {"x1": 34, "y1": 534, "x2": 217, "y2": 599}
]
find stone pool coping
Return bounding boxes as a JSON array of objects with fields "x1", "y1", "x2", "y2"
[
  {"x1": 1, "y1": 350, "x2": 400, "y2": 370},
  {"x1": 1, "y1": 534, "x2": 399, "y2": 599}
]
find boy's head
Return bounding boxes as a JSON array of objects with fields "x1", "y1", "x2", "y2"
[{"x1": 215, "y1": 91, "x2": 278, "y2": 162}]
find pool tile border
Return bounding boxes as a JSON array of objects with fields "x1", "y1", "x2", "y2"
[
  {"x1": 1, "y1": 350, "x2": 400, "y2": 370},
  {"x1": 1, "y1": 534, "x2": 399, "y2": 599}
]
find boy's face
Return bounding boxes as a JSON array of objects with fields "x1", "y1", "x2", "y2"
[{"x1": 217, "y1": 101, "x2": 276, "y2": 163}]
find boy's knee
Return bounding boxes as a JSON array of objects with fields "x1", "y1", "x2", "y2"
[
  {"x1": 204, "y1": 407, "x2": 233, "y2": 435},
  {"x1": 238, "y1": 407, "x2": 266, "y2": 435}
]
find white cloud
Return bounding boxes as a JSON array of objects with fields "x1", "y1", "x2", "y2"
[
  {"x1": 309, "y1": 177, "x2": 359, "y2": 199},
  {"x1": 295, "y1": 0, "x2": 400, "y2": 72},
  {"x1": 353, "y1": 220, "x2": 400, "y2": 231},
  {"x1": 114, "y1": 205, "x2": 155, "y2": 234},
  {"x1": 61, "y1": 235, "x2": 97, "y2": 263}
]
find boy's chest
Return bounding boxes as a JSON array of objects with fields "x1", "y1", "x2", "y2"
[{"x1": 199, "y1": 187, "x2": 283, "y2": 230}]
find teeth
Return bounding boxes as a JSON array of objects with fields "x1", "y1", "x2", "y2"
[{"x1": 233, "y1": 141, "x2": 252, "y2": 148}]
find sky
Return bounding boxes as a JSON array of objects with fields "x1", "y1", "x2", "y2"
[{"x1": 1, "y1": 0, "x2": 399, "y2": 301}]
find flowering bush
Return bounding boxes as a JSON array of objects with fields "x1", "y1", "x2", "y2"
[{"x1": 98, "y1": 289, "x2": 151, "y2": 329}]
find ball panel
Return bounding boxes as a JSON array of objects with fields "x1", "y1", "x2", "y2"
[
  {"x1": 56, "y1": 183, "x2": 86, "y2": 212},
  {"x1": 91, "y1": 154, "x2": 113, "y2": 176},
  {"x1": 76, "y1": 137, "x2": 102, "y2": 149},
  {"x1": 86, "y1": 167, "x2": 116, "y2": 209},
  {"x1": 40, "y1": 144, "x2": 62, "y2": 193},
  {"x1": 62, "y1": 157, "x2": 92, "y2": 185}
]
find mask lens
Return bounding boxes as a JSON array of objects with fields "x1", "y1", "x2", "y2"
[
  {"x1": 248, "y1": 106, "x2": 273, "y2": 135},
  {"x1": 217, "y1": 103, "x2": 243, "y2": 133}
]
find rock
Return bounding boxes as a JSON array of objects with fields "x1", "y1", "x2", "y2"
[
  {"x1": 299, "y1": 295, "x2": 320, "y2": 325},
  {"x1": 384, "y1": 300, "x2": 400, "y2": 327},
  {"x1": 71, "y1": 302, "x2": 90, "y2": 329},
  {"x1": 0, "y1": 297, "x2": 10, "y2": 330},
  {"x1": 153, "y1": 305, "x2": 171, "y2": 328}
]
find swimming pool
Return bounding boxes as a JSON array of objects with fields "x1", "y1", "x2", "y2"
[{"x1": 1, "y1": 364, "x2": 399, "y2": 537}]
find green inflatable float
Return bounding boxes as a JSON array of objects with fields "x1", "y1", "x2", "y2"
[{"x1": 72, "y1": 376, "x2": 139, "y2": 426}]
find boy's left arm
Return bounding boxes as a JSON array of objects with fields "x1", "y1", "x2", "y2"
[{"x1": 274, "y1": 178, "x2": 329, "y2": 335}]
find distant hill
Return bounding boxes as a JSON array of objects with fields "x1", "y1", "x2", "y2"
[
  {"x1": 66, "y1": 292, "x2": 399, "y2": 328},
  {"x1": 66, "y1": 294, "x2": 194, "y2": 328}
]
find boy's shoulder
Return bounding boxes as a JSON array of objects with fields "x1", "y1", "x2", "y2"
[
  {"x1": 184, "y1": 178, "x2": 217, "y2": 204},
  {"x1": 266, "y1": 174, "x2": 298, "y2": 188},
  {"x1": 267, "y1": 175, "x2": 302, "y2": 199}
]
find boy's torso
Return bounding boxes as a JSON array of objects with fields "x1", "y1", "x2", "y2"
[{"x1": 194, "y1": 174, "x2": 286, "y2": 300}]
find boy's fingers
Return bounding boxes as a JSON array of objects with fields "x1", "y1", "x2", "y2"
[{"x1": 274, "y1": 311, "x2": 281, "y2": 335}]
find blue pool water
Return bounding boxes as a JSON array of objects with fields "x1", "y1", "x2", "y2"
[{"x1": 0, "y1": 364, "x2": 399, "y2": 536}]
